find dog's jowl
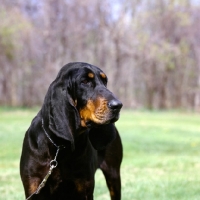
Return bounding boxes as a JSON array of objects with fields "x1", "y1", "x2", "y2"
[{"x1": 20, "y1": 62, "x2": 123, "y2": 200}]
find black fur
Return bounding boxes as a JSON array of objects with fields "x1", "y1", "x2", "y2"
[{"x1": 20, "y1": 62, "x2": 123, "y2": 200}]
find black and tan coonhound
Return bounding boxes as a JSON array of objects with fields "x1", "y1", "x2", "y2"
[{"x1": 20, "y1": 62, "x2": 123, "y2": 200}]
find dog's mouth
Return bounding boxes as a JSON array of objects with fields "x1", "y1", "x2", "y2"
[
  {"x1": 79, "y1": 97, "x2": 122, "y2": 128},
  {"x1": 83, "y1": 115, "x2": 120, "y2": 128},
  {"x1": 110, "y1": 112, "x2": 120, "y2": 123},
  {"x1": 80, "y1": 113, "x2": 117, "y2": 127}
]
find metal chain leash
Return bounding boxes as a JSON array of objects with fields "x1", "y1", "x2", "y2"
[
  {"x1": 42, "y1": 119, "x2": 58, "y2": 148},
  {"x1": 26, "y1": 160, "x2": 58, "y2": 200},
  {"x1": 26, "y1": 119, "x2": 64, "y2": 200}
]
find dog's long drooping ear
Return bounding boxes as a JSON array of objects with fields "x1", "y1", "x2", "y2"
[
  {"x1": 89, "y1": 124, "x2": 116, "y2": 150},
  {"x1": 43, "y1": 68, "x2": 80, "y2": 151}
]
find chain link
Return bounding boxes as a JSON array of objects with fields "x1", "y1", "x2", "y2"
[
  {"x1": 25, "y1": 119, "x2": 65, "y2": 200},
  {"x1": 41, "y1": 118, "x2": 58, "y2": 148}
]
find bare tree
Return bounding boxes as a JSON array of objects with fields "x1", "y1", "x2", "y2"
[{"x1": 0, "y1": 0, "x2": 200, "y2": 110}]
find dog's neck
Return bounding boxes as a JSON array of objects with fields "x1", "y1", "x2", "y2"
[{"x1": 40, "y1": 113, "x2": 91, "y2": 152}]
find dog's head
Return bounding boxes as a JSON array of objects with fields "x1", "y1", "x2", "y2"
[
  {"x1": 72, "y1": 63, "x2": 122, "y2": 127},
  {"x1": 43, "y1": 62, "x2": 122, "y2": 150}
]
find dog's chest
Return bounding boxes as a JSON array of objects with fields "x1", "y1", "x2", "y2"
[{"x1": 48, "y1": 158, "x2": 96, "y2": 198}]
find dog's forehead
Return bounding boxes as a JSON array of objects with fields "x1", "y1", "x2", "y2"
[
  {"x1": 84, "y1": 65, "x2": 102, "y2": 73},
  {"x1": 58, "y1": 63, "x2": 107, "y2": 81},
  {"x1": 78, "y1": 65, "x2": 106, "y2": 77}
]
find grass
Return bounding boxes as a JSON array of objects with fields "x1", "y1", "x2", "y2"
[{"x1": 0, "y1": 108, "x2": 200, "y2": 199}]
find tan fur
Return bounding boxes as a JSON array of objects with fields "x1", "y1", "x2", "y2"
[
  {"x1": 29, "y1": 178, "x2": 40, "y2": 195},
  {"x1": 88, "y1": 73, "x2": 94, "y2": 78},
  {"x1": 100, "y1": 72, "x2": 106, "y2": 79},
  {"x1": 74, "y1": 180, "x2": 84, "y2": 192},
  {"x1": 109, "y1": 187, "x2": 115, "y2": 197},
  {"x1": 80, "y1": 98, "x2": 109, "y2": 126},
  {"x1": 74, "y1": 179, "x2": 94, "y2": 193}
]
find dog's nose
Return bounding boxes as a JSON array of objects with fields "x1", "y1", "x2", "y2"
[{"x1": 108, "y1": 99, "x2": 123, "y2": 110}]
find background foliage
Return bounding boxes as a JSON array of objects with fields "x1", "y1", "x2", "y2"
[{"x1": 0, "y1": 0, "x2": 200, "y2": 110}]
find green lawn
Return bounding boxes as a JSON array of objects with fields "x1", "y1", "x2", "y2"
[{"x1": 0, "y1": 108, "x2": 200, "y2": 200}]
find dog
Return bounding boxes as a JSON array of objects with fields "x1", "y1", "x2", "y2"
[{"x1": 20, "y1": 62, "x2": 123, "y2": 200}]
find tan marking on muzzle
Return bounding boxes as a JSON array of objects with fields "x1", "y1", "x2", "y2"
[{"x1": 80, "y1": 98, "x2": 109, "y2": 127}]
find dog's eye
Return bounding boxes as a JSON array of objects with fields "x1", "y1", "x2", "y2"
[
  {"x1": 103, "y1": 79, "x2": 108, "y2": 86},
  {"x1": 101, "y1": 78, "x2": 107, "y2": 86}
]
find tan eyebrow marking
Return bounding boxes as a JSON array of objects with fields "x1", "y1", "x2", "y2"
[
  {"x1": 88, "y1": 73, "x2": 94, "y2": 78},
  {"x1": 100, "y1": 72, "x2": 106, "y2": 79}
]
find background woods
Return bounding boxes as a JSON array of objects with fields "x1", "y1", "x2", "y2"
[{"x1": 0, "y1": 0, "x2": 200, "y2": 110}]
